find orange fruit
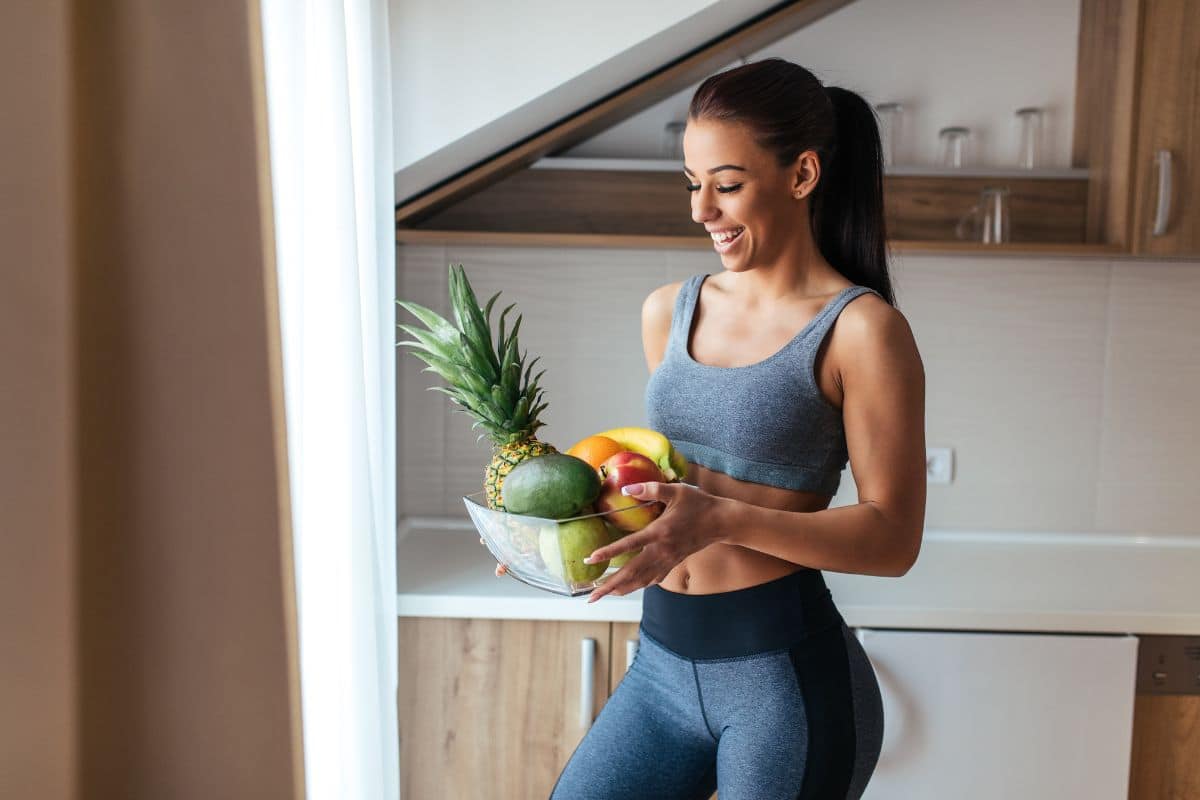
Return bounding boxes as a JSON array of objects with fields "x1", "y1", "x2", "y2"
[{"x1": 566, "y1": 435, "x2": 625, "y2": 470}]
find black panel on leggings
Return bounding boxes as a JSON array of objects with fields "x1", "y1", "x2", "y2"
[{"x1": 788, "y1": 623, "x2": 857, "y2": 799}]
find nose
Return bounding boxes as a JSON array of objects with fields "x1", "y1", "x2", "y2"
[{"x1": 691, "y1": 190, "x2": 721, "y2": 226}]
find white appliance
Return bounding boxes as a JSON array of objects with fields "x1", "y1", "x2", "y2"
[{"x1": 856, "y1": 628, "x2": 1139, "y2": 799}]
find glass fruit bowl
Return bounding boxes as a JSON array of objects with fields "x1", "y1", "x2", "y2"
[{"x1": 462, "y1": 491, "x2": 662, "y2": 597}]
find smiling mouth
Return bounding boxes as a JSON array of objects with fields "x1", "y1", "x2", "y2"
[{"x1": 711, "y1": 226, "x2": 745, "y2": 250}]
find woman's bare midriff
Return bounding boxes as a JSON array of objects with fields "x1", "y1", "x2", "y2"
[{"x1": 655, "y1": 461, "x2": 833, "y2": 595}]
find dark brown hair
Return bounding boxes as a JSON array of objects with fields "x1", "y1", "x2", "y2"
[{"x1": 688, "y1": 57, "x2": 896, "y2": 306}]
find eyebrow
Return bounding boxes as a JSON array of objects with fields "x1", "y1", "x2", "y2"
[{"x1": 682, "y1": 164, "x2": 747, "y2": 176}]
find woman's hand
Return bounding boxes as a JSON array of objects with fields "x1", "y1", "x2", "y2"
[
  {"x1": 583, "y1": 481, "x2": 728, "y2": 603},
  {"x1": 479, "y1": 537, "x2": 509, "y2": 577}
]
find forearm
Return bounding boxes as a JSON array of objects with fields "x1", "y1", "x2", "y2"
[{"x1": 714, "y1": 495, "x2": 918, "y2": 578}]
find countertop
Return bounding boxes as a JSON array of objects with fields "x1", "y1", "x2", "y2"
[{"x1": 396, "y1": 521, "x2": 1200, "y2": 635}]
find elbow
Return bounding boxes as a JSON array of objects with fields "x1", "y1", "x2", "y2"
[{"x1": 889, "y1": 529, "x2": 923, "y2": 577}]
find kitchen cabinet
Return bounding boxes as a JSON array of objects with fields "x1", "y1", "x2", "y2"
[
  {"x1": 396, "y1": 0, "x2": 1200, "y2": 257},
  {"x1": 397, "y1": 617, "x2": 610, "y2": 800},
  {"x1": 1129, "y1": 695, "x2": 1200, "y2": 798},
  {"x1": 398, "y1": 616, "x2": 1198, "y2": 799},
  {"x1": 1129, "y1": 0, "x2": 1200, "y2": 256}
]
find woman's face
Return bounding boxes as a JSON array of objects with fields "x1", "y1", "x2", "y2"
[{"x1": 682, "y1": 117, "x2": 818, "y2": 271}]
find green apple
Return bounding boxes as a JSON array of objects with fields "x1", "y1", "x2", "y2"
[{"x1": 539, "y1": 517, "x2": 609, "y2": 584}]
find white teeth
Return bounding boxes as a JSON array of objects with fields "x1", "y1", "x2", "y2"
[{"x1": 711, "y1": 227, "x2": 744, "y2": 244}]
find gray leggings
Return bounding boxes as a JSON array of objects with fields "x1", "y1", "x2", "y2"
[{"x1": 549, "y1": 569, "x2": 884, "y2": 799}]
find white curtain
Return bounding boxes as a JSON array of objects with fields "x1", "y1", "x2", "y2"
[{"x1": 258, "y1": 0, "x2": 399, "y2": 798}]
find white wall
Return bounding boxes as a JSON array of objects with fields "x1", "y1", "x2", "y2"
[
  {"x1": 388, "y1": 0, "x2": 785, "y2": 203},
  {"x1": 565, "y1": 0, "x2": 1081, "y2": 168},
  {"x1": 397, "y1": 244, "x2": 1200, "y2": 536},
  {"x1": 392, "y1": 0, "x2": 1081, "y2": 205}
]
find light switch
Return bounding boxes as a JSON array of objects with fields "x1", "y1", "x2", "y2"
[{"x1": 926, "y1": 447, "x2": 954, "y2": 485}]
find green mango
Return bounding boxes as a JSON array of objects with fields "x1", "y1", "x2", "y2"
[{"x1": 502, "y1": 453, "x2": 601, "y2": 519}]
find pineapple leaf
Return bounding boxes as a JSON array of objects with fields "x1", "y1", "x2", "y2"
[
  {"x1": 458, "y1": 332, "x2": 499, "y2": 384},
  {"x1": 511, "y1": 395, "x2": 530, "y2": 426},
  {"x1": 396, "y1": 300, "x2": 458, "y2": 350},
  {"x1": 482, "y1": 290, "x2": 501, "y2": 329},
  {"x1": 448, "y1": 264, "x2": 502, "y2": 380},
  {"x1": 499, "y1": 338, "x2": 520, "y2": 402},
  {"x1": 397, "y1": 324, "x2": 454, "y2": 356},
  {"x1": 409, "y1": 350, "x2": 460, "y2": 382}
]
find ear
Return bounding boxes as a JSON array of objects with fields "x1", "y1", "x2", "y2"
[{"x1": 790, "y1": 150, "x2": 821, "y2": 199}]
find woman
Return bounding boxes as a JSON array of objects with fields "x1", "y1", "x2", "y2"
[{"x1": 538, "y1": 58, "x2": 925, "y2": 799}]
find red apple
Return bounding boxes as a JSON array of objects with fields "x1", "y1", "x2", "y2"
[{"x1": 596, "y1": 451, "x2": 666, "y2": 532}]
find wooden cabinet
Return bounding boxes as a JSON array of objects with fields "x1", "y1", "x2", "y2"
[
  {"x1": 1129, "y1": 0, "x2": 1200, "y2": 256},
  {"x1": 398, "y1": 618, "x2": 718, "y2": 800},
  {"x1": 397, "y1": 617, "x2": 610, "y2": 800},
  {"x1": 1129, "y1": 694, "x2": 1200, "y2": 799}
]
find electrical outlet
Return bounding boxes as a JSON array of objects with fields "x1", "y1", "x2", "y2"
[
  {"x1": 1137, "y1": 635, "x2": 1200, "y2": 694},
  {"x1": 926, "y1": 447, "x2": 954, "y2": 484}
]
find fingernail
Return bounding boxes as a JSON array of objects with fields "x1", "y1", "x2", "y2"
[
  {"x1": 583, "y1": 555, "x2": 595, "y2": 564},
  {"x1": 621, "y1": 483, "x2": 643, "y2": 496}
]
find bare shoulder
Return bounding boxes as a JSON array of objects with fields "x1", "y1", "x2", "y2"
[
  {"x1": 834, "y1": 290, "x2": 924, "y2": 384},
  {"x1": 641, "y1": 280, "x2": 686, "y2": 374}
]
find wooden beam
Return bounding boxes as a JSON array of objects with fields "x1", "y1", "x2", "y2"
[{"x1": 394, "y1": 0, "x2": 853, "y2": 227}]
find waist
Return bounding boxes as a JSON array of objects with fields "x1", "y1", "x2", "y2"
[{"x1": 640, "y1": 567, "x2": 844, "y2": 661}]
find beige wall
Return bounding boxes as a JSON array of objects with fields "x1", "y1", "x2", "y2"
[
  {"x1": 2, "y1": 1, "x2": 303, "y2": 798},
  {"x1": 1, "y1": 1, "x2": 76, "y2": 798},
  {"x1": 398, "y1": 244, "x2": 1200, "y2": 536}
]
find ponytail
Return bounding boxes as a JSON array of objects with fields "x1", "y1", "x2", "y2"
[
  {"x1": 688, "y1": 59, "x2": 897, "y2": 307},
  {"x1": 812, "y1": 87, "x2": 895, "y2": 306}
]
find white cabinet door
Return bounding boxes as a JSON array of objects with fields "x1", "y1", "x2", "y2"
[{"x1": 856, "y1": 629, "x2": 1138, "y2": 800}]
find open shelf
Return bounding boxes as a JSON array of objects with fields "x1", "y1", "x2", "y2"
[
  {"x1": 533, "y1": 156, "x2": 1091, "y2": 181},
  {"x1": 395, "y1": 228, "x2": 1124, "y2": 257}
]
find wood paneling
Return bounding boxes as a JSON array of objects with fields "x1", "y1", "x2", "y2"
[
  {"x1": 1129, "y1": 695, "x2": 1200, "y2": 799},
  {"x1": 409, "y1": 168, "x2": 1089, "y2": 244},
  {"x1": 1073, "y1": 0, "x2": 1143, "y2": 247},
  {"x1": 398, "y1": 617, "x2": 611, "y2": 800},
  {"x1": 397, "y1": 228, "x2": 1124, "y2": 256},
  {"x1": 1131, "y1": 0, "x2": 1200, "y2": 255}
]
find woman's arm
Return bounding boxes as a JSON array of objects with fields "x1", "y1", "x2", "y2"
[{"x1": 718, "y1": 296, "x2": 927, "y2": 578}]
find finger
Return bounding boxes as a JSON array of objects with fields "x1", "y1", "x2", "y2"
[
  {"x1": 585, "y1": 531, "x2": 653, "y2": 565},
  {"x1": 620, "y1": 480, "x2": 679, "y2": 502}
]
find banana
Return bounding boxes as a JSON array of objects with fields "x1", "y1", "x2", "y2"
[{"x1": 593, "y1": 426, "x2": 688, "y2": 482}]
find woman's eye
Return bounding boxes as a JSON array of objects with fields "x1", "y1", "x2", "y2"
[{"x1": 685, "y1": 183, "x2": 742, "y2": 194}]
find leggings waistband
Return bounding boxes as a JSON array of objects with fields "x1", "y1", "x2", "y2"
[{"x1": 640, "y1": 568, "x2": 844, "y2": 660}]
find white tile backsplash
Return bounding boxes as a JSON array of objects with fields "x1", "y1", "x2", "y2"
[
  {"x1": 397, "y1": 243, "x2": 1200, "y2": 535},
  {"x1": 1096, "y1": 260, "x2": 1200, "y2": 533}
]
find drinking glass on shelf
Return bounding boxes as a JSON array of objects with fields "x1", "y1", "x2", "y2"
[
  {"x1": 661, "y1": 121, "x2": 686, "y2": 160},
  {"x1": 874, "y1": 102, "x2": 904, "y2": 167},
  {"x1": 955, "y1": 186, "x2": 1011, "y2": 243},
  {"x1": 938, "y1": 126, "x2": 971, "y2": 168},
  {"x1": 1014, "y1": 107, "x2": 1044, "y2": 169}
]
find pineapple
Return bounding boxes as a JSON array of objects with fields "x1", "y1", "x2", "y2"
[{"x1": 396, "y1": 263, "x2": 556, "y2": 510}]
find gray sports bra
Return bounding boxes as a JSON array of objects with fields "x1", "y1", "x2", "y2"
[{"x1": 644, "y1": 273, "x2": 881, "y2": 495}]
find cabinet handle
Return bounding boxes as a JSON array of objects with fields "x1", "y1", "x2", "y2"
[
  {"x1": 626, "y1": 638, "x2": 638, "y2": 672},
  {"x1": 1152, "y1": 149, "x2": 1173, "y2": 237},
  {"x1": 579, "y1": 638, "x2": 596, "y2": 728}
]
